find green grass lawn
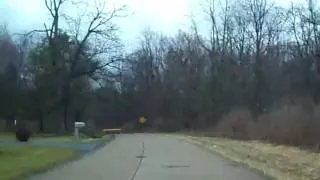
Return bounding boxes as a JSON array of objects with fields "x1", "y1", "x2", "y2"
[
  {"x1": 0, "y1": 147, "x2": 78, "y2": 180},
  {"x1": 34, "y1": 136, "x2": 103, "y2": 143},
  {"x1": 0, "y1": 132, "x2": 104, "y2": 143},
  {"x1": 0, "y1": 132, "x2": 108, "y2": 180},
  {"x1": 0, "y1": 133, "x2": 15, "y2": 140}
]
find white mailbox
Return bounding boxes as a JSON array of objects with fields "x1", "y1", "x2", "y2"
[
  {"x1": 74, "y1": 121, "x2": 86, "y2": 139},
  {"x1": 75, "y1": 122, "x2": 86, "y2": 128}
]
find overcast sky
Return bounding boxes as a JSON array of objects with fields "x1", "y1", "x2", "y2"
[{"x1": 0, "y1": 0, "x2": 303, "y2": 48}]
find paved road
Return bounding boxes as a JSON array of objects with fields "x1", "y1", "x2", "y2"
[{"x1": 29, "y1": 134, "x2": 267, "y2": 180}]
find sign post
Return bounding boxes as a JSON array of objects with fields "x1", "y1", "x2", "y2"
[
  {"x1": 138, "y1": 116, "x2": 147, "y2": 132},
  {"x1": 74, "y1": 122, "x2": 86, "y2": 139}
]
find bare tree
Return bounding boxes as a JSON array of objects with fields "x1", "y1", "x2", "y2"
[{"x1": 23, "y1": 0, "x2": 126, "y2": 131}]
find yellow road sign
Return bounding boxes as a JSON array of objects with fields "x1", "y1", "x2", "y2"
[{"x1": 139, "y1": 116, "x2": 146, "y2": 124}]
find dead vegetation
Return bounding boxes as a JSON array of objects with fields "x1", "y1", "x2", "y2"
[
  {"x1": 182, "y1": 136, "x2": 320, "y2": 180},
  {"x1": 181, "y1": 100, "x2": 320, "y2": 180},
  {"x1": 211, "y1": 102, "x2": 320, "y2": 149}
]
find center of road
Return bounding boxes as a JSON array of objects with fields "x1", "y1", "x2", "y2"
[
  {"x1": 28, "y1": 134, "x2": 268, "y2": 180},
  {"x1": 131, "y1": 142, "x2": 145, "y2": 180}
]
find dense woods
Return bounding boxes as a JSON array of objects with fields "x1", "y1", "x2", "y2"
[{"x1": 1, "y1": 0, "x2": 320, "y2": 147}]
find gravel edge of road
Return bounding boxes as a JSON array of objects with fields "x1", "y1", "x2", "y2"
[
  {"x1": 176, "y1": 135, "x2": 274, "y2": 180},
  {"x1": 23, "y1": 135, "x2": 116, "y2": 180}
]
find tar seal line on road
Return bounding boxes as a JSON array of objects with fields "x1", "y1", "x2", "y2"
[{"x1": 130, "y1": 142, "x2": 145, "y2": 180}]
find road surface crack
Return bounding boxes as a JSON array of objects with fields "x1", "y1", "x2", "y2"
[{"x1": 130, "y1": 142, "x2": 145, "y2": 180}]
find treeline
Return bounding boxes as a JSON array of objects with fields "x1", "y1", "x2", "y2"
[
  {"x1": 119, "y1": 0, "x2": 320, "y2": 147},
  {"x1": 2, "y1": 0, "x2": 320, "y2": 146}
]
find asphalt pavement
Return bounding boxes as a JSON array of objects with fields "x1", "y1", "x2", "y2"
[{"x1": 28, "y1": 134, "x2": 268, "y2": 180}]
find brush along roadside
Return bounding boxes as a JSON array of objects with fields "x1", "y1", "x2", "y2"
[{"x1": 180, "y1": 135, "x2": 320, "y2": 180}]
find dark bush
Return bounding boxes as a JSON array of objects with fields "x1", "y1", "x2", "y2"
[
  {"x1": 80, "y1": 119, "x2": 103, "y2": 138},
  {"x1": 151, "y1": 117, "x2": 183, "y2": 132},
  {"x1": 121, "y1": 121, "x2": 137, "y2": 133},
  {"x1": 15, "y1": 126, "x2": 31, "y2": 142},
  {"x1": 81, "y1": 129, "x2": 103, "y2": 138}
]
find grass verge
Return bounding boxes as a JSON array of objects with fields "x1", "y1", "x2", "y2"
[
  {"x1": 0, "y1": 132, "x2": 104, "y2": 143},
  {"x1": 0, "y1": 147, "x2": 78, "y2": 180},
  {"x1": 0, "y1": 133, "x2": 15, "y2": 140},
  {"x1": 181, "y1": 135, "x2": 320, "y2": 180},
  {"x1": 33, "y1": 136, "x2": 101, "y2": 143}
]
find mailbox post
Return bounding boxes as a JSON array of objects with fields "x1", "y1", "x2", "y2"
[{"x1": 74, "y1": 122, "x2": 86, "y2": 139}]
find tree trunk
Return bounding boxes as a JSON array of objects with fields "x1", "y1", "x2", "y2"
[
  {"x1": 63, "y1": 97, "x2": 69, "y2": 132},
  {"x1": 62, "y1": 81, "x2": 71, "y2": 132},
  {"x1": 5, "y1": 119, "x2": 11, "y2": 130},
  {"x1": 38, "y1": 110, "x2": 44, "y2": 132}
]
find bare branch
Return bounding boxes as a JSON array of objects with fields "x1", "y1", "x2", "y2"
[
  {"x1": 13, "y1": 29, "x2": 48, "y2": 40},
  {"x1": 190, "y1": 17, "x2": 211, "y2": 53},
  {"x1": 70, "y1": 57, "x2": 123, "y2": 79},
  {"x1": 45, "y1": 0, "x2": 55, "y2": 18}
]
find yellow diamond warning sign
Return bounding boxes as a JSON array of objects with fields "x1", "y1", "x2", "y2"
[{"x1": 139, "y1": 116, "x2": 146, "y2": 124}]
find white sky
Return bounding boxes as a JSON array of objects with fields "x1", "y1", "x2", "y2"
[{"x1": 0, "y1": 0, "x2": 304, "y2": 47}]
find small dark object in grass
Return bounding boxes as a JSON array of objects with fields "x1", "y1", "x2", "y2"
[
  {"x1": 15, "y1": 126, "x2": 30, "y2": 142},
  {"x1": 82, "y1": 130, "x2": 102, "y2": 139}
]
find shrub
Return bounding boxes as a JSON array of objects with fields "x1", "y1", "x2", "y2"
[
  {"x1": 151, "y1": 117, "x2": 183, "y2": 132},
  {"x1": 121, "y1": 121, "x2": 137, "y2": 133},
  {"x1": 259, "y1": 106, "x2": 308, "y2": 145},
  {"x1": 214, "y1": 101, "x2": 320, "y2": 149},
  {"x1": 215, "y1": 108, "x2": 253, "y2": 139},
  {"x1": 80, "y1": 119, "x2": 102, "y2": 139},
  {"x1": 15, "y1": 126, "x2": 31, "y2": 142},
  {"x1": 82, "y1": 130, "x2": 103, "y2": 138}
]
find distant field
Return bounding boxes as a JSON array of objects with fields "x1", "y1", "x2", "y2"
[
  {"x1": 0, "y1": 147, "x2": 78, "y2": 180},
  {"x1": 181, "y1": 135, "x2": 320, "y2": 180}
]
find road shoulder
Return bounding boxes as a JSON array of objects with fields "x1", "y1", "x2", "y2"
[{"x1": 179, "y1": 135, "x2": 320, "y2": 180}]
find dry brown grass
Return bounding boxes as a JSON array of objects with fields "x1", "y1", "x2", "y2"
[
  {"x1": 178, "y1": 98, "x2": 320, "y2": 179},
  {"x1": 181, "y1": 135, "x2": 320, "y2": 180}
]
